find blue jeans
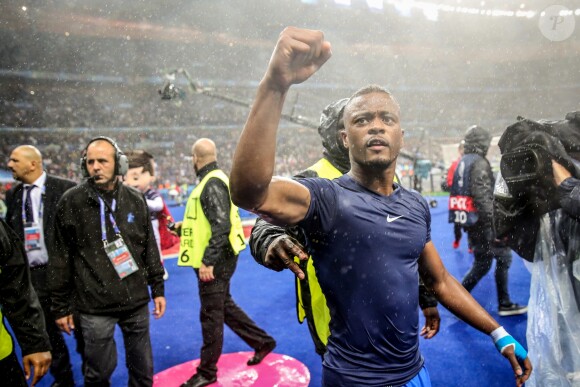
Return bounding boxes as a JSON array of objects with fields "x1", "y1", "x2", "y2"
[{"x1": 79, "y1": 304, "x2": 153, "y2": 387}]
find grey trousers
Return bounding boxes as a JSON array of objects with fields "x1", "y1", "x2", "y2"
[{"x1": 79, "y1": 304, "x2": 153, "y2": 387}]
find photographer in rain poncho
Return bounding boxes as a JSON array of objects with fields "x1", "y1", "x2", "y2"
[{"x1": 494, "y1": 111, "x2": 580, "y2": 386}]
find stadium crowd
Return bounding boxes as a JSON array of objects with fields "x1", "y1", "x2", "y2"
[{"x1": 0, "y1": 126, "x2": 325, "y2": 185}]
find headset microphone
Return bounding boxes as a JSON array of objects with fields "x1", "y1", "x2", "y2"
[{"x1": 80, "y1": 136, "x2": 129, "y2": 178}]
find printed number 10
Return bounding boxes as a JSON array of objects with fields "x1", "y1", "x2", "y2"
[{"x1": 454, "y1": 211, "x2": 467, "y2": 224}]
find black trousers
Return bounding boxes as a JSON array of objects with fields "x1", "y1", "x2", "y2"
[
  {"x1": 453, "y1": 223, "x2": 462, "y2": 242},
  {"x1": 79, "y1": 305, "x2": 153, "y2": 387},
  {"x1": 196, "y1": 257, "x2": 275, "y2": 378},
  {"x1": 0, "y1": 350, "x2": 27, "y2": 387},
  {"x1": 31, "y1": 266, "x2": 75, "y2": 385},
  {"x1": 461, "y1": 226, "x2": 513, "y2": 307}
]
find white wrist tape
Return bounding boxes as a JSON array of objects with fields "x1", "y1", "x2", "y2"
[{"x1": 490, "y1": 326, "x2": 509, "y2": 343}]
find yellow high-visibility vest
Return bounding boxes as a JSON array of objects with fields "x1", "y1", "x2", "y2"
[
  {"x1": 0, "y1": 309, "x2": 14, "y2": 361},
  {"x1": 296, "y1": 158, "x2": 342, "y2": 347},
  {"x1": 178, "y1": 169, "x2": 246, "y2": 268}
]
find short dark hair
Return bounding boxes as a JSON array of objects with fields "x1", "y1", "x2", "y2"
[
  {"x1": 345, "y1": 84, "x2": 400, "y2": 113},
  {"x1": 126, "y1": 150, "x2": 155, "y2": 175}
]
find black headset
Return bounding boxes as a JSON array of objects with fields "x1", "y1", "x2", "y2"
[{"x1": 80, "y1": 136, "x2": 129, "y2": 178}]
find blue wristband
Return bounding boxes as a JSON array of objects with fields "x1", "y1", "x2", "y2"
[{"x1": 495, "y1": 335, "x2": 528, "y2": 361}]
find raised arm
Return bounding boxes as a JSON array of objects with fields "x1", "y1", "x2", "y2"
[{"x1": 230, "y1": 27, "x2": 332, "y2": 226}]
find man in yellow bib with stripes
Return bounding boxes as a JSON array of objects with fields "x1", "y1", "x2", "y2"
[
  {"x1": 250, "y1": 99, "x2": 441, "y2": 357},
  {"x1": 177, "y1": 138, "x2": 276, "y2": 387}
]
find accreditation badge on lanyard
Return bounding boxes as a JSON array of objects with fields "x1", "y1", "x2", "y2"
[
  {"x1": 22, "y1": 186, "x2": 43, "y2": 252},
  {"x1": 24, "y1": 222, "x2": 42, "y2": 252},
  {"x1": 100, "y1": 198, "x2": 139, "y2": 279}
]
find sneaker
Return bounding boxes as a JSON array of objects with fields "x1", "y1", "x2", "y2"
[
  {"x1": 452, "y1": 240, "x2": 460, "y2": 249},
  {"x1": 498, "y1": 303, "x2": 528, "y2": 316}
]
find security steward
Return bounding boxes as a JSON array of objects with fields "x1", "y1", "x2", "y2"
[{"x1": 177, "y1": 138, "x2": 276, "y2": 387}]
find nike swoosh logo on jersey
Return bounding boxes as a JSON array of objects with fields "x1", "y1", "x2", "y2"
[{"x1": 386, "y1": 214, "x2": 403, "y2": 223}]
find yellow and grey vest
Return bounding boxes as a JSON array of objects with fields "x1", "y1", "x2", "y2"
[
  {"x1": 0, "y1": 309, "x2": 14, "y2": 360},
  {"x1": 178, "y1": 169, "x2": 246, "y2": 268},
  {"x1": 296, "y1": 158, "x2": 342, "y2": 347}
]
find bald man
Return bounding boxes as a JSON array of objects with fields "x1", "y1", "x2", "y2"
[
  {"x1": 50, "y1": 137, "x2": 166, "y2": 386},
  {"x1": 176, "y1": 138, "x2": 276, "y2": 387},
  {"x1": 6, "y1": 145, "x2": 77, "y2": 386}
]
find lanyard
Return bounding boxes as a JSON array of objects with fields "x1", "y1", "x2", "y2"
[
  {"x1": 21, "y1": 185, "x2": 45, "y2": 224},
  {"x1": 99, "y1": 198, "x2": 120, "y2": 243}
]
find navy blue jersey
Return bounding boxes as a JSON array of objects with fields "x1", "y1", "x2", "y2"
[{"x1": 298, "y1": 174, "x2": 430, "y2": 386}]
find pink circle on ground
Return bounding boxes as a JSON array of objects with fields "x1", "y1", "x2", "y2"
[{"x1": 153, "y1": 351, "x2": 310, "y2": 387}]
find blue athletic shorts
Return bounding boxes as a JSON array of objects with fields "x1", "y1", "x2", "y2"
[{"x1": 403, "y1": 366, "x2": 431, "y2": 387}]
